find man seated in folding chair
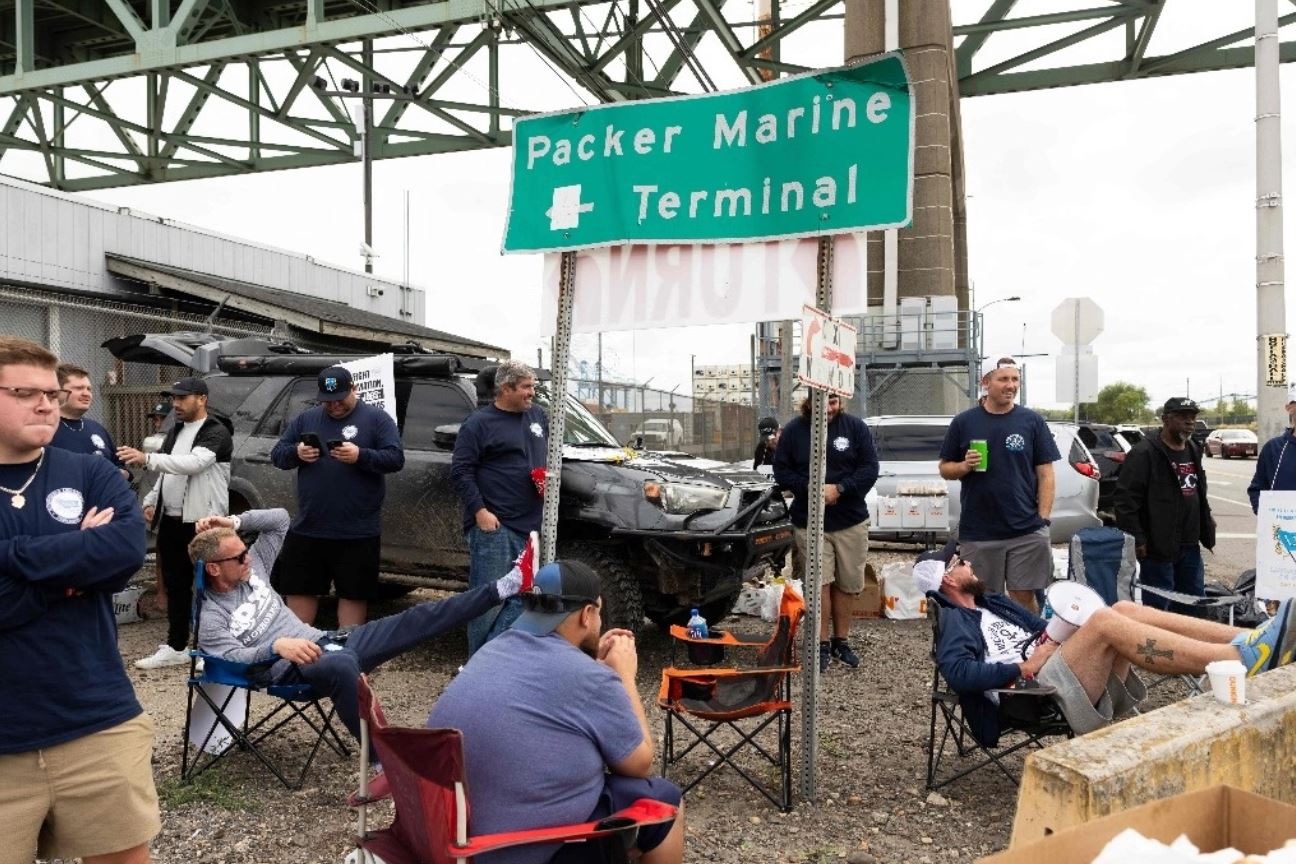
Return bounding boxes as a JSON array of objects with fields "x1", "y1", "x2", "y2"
[
  {"x1": 427, "y1": 559, "x2": 685, "y2": 864},
  {"x1": 919, "y1": 549, "x2": 1296, "y2": 746},
  {"x1": 188, "y1": 507, "x2": 529, "y2": 748}
]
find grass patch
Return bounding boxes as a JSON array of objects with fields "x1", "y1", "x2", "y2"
[{"x1": 157, "y1": 769, "x2": 262, "y2": 813}]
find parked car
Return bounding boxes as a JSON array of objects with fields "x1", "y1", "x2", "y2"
[
  {"x1": 1205, "y1": 428, "x2": 1259, "y2": 459},
  {"x1": 1072, "y1": 422, "x2": 1125, "y2": 515},
  {"x1": 631, "y1": 418, "x2": 686, "y2": 449},
  {"x1": 863, "y1": 415, "x2": 1102, "y2": 544},
  {"x1": 105, "y1": 333, "x2": 793, "y2": 631},
  {"x1": 1113, "y1": 425, "x2": 1144, "y2": 449}
]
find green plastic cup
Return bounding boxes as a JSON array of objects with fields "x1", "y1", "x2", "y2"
[{"x1": 970, "y1": 439, "x2": 989, "y2": 472}]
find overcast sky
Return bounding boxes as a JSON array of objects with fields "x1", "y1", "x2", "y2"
[{"x1": 66, "y1": 5, "x2": 1296, "y2": 412}]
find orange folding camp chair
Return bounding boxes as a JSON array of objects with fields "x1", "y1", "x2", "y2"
[
  {"x1": 657, "y1": 585, "x2": 804, "y2": 811},
  {"x1": 349, "y1": 675, "x2": 678, "y2": 864}
]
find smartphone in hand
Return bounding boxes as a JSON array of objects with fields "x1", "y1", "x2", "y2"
[
  {"x1": 326, "y1": 439, "x2": 343, "y2": 451},
  {"x1": 299, "y1": 432, "x2": 324, "y2": 450}
]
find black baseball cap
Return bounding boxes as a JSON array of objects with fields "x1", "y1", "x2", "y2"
[
  {"x1": 513, "y1": 560, "x2": 602, "y2": 636},
  {"x1": 317, "y1": 366, "x2": 353, "y2": 402},
  {"x1": 758, "y1": 416, "x2": 780, "y2": 435},
  {"x1": 145, "y1": 401, "x2": 169, "y2": 417},
  {"x1": 163, "y1": 377, "x2": 208, "y2": 397},
  {"x1": 1161, "y1": 397, "x2": 1199, "y2": 415}
]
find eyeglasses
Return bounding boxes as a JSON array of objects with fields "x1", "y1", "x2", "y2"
[
  {"x1": 209, "y1": 549, "x2": 250, "y2": 566},
  {"x1": 521, "y1": 592, "x2": 599, "y2": 614},
  {"x1": 0, "y1": 386, "x2": 71, "y2": 407}
]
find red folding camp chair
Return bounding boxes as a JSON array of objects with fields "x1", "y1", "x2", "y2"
[
  {"x1": 657, "y1": 584, "x2": 804, "y2": 811},
  {"x1": 349, "y1": 675, "x2": 678, "y2": 864}
]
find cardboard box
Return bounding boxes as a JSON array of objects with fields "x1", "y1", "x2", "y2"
[
  {"x1": 852, "y1": 563, "x2": 883, "y2": 619},
  {"x1": 976, "y1": 786, "x2": 1296, "y2": 863},
  {"x1": 924, "y1": 495, "x2": 949, "y2": 530},
  {"x1": 875, "y1": 496, "x2": 901, "y2": 529},
  {"x1": 901, "y1": 496, "x2": 925, "y2": 528}
]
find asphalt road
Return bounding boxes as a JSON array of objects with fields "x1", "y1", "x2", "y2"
[{"x1": 1201, "y1": 454, "x2": 1261, "y2": 587}]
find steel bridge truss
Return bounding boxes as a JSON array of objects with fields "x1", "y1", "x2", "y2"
[{"x1": 1, "y1": 0, "x2": 1295, "y2": 190}]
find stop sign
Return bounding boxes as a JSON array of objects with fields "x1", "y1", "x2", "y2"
[{"x1": 1051, "y1": 297, "x2": 1104, "y2": 345}]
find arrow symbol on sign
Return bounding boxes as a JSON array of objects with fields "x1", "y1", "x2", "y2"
[{"x1": 547, "y1": 184, "x2": 595, "y2": 231}]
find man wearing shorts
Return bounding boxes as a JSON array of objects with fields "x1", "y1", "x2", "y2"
[
  {"x1": 271, "y1": 365, "x2": 404, "y2": 627},
  {"x1": 940, "y1": 355, "x2": 1058, "y2": 613},
  {"x1": 916, "y1": 551, "x2": 1296, "y2": 747},
  {"x1": 773, "y1": 393, "x2": 879, "y2": 673},
  {"x1": 0, "y1": 337, "x2": 157, "y2": 864},
  {"x1": 427, "y1": 560, "x2": 684, "y2": 864}
]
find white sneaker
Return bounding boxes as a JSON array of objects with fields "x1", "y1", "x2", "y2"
[{"x1": 135, "y1": 644, "x2": 189, "y2": 669}]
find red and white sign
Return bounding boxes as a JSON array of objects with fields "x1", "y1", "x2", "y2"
[{"x1": 797, "y1": 305, "x2": 857, "y2": 397}]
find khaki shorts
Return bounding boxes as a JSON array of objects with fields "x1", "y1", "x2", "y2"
[
  {"x1": 961, "y1": 526, "x2": 1053, "y2": 593},
  {"x1": 794, "y1": 521, "x2": 869, "y2": 593},
  {"x1": 0, "y1": 713, "x2": 160, "y2": 862}
]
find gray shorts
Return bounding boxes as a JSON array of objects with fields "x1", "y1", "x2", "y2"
[
  {"x1": 1036, "y1": 651, "x2": 1146, "y2": 735},
  {"x1": 961, "y1": 526, "x2": 1052, "y2": 593}
]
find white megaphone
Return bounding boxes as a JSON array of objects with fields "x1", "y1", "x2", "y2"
[{"x1": 1043, "y1": 581, "x2": 1107, "y2": 643}]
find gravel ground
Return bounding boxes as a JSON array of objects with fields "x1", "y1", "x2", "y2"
[{"x1": 53, "y1": 545, "x2": 1222, "y2": 864}]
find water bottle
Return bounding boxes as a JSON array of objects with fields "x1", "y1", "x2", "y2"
[{"x1": 686, "y1": 608, "x2": 709, "y2": 640}]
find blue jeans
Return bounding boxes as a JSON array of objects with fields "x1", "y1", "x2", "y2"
[
  {"x1": 466, "y1": 525, "x2": 527, "y2": 656},
  {"x1": 1138, "y1": 544, "x2": 1205, "y2": 616},
  {"x1": 287, "y1": 584, "x2": 499, "y2": 744}
]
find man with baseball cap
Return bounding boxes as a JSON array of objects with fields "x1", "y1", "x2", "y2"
[
  {"x1": 118, "y1": 375, "x2": 232, "y2": 669},
  {"x1": 270, "y1": 365, "x2": 403, "y2": 627},
  {"x1": 919, "y1": 547, "x2": 1295, "y2": 747},
  {"x1": 427, "y1": 560, "x2": 685, "y2": 864},
  {"x1": 939, "y1": 355, "x2": 1059, "y2": 613},
  {"x1": 1248, "y1": 383, "x2": 1296, "y2": 512},
  {"x1": 1114, "y1": 397, "x2": 1216, "y2": 614},
  {"x1": 752, "y1": 416, "x2": 780, "y2": 470}
]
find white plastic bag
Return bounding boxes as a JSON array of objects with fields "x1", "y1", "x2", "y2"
[
  {"x1": 882, "y1": 561, "x2": 927, "y2": 620},
  {"x1": 760, "y1": 579, "x2": 804, "y2": 622}
]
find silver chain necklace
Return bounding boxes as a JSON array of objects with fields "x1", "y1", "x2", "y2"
[
  {"x1": 0, "y1": 448, "x2": 45, "y2": 509},
  {"x1": 60, "y1": 417, "x2": 84, "y2": 432}
]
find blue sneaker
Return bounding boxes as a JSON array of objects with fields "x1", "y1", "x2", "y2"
[{"x1": 1232, "y1": 599, "x2": 1296, "y2": 677}]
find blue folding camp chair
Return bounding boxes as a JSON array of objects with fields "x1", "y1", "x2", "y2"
[{"x1": 181, "y1": 560, "x2": 350, "y2": 789}]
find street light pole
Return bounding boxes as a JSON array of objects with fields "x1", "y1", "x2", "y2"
[{"x1": 362, "y1": 39, "x2": 374, "y2": 274}]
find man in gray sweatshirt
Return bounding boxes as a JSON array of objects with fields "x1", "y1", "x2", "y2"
[{"x1": 188, "y1": 508, "x2": 530, "y2": 743}]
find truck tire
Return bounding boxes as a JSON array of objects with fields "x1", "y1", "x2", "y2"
[{"x1": 559, "y1": 542, "x2": 644, "y2": 633}]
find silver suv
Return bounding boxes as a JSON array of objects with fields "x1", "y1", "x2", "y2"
[{"x1": 864, "y1": 414, "x2": 1102, "y2": 543}]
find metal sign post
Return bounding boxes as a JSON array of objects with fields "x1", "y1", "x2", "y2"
[
  {"x1": 538, "y1": 250, "x2": 576, "y2": 564},
  {"x1": 799, "y1": 236, "x2": 835, "y2": 802}
]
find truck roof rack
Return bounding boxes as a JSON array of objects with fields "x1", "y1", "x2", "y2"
[{"x1": 217, "y1": 353, "x2": 463, "y2": 379}]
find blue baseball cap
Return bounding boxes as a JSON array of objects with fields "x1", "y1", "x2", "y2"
[
  {"x1": 317, "y1": 366, "x2": 353, "y2": 402},
  {"x1": 513, "y1": 560, "x2": 602, "y2": 636}
]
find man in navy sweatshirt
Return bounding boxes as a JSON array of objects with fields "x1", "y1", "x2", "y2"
[
  {"x1": 1248, "y1": 383, "x2": 1296, "y2": 513},
  {"x1": 451, "y1": 360, "x2": 548, "y2": 655},
  {"x1": 271, "y1": 365, "x2": 404, "y2": 628},
  {"x1": 0, "y1": 337, "x2": 156, "y2": 864},
  {"x1": 773, "y1": 393, "x2": 879, "y2": 674},
  {"x1": 49, "y1": 362, "x2": 127, "y2": 480}
]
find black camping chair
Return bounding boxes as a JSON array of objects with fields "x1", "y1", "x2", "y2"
[
  {"x1": 181, "y1": 560, "x2": 350, "y2": 789},
  {"x1": 925, "y1": 598, "x2": 1073, "y2": 790}
]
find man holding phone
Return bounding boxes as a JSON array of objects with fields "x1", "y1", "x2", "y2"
[{"x1": 271, "y1": 366, "x2": 404, "y2": 627}]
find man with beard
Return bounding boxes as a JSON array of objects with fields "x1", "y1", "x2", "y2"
[
  {"x1": 118, "y1": 376, "x2": 231, "y2": 669},
  {"x1": 917, "y1": 549, "x2": 1294, "y2": 748},
  {"x1": 271, "y1": 365, "x2": 404, "y2": 627},
  {"x1": 427, "y1": 560, "x2": 685, "y2": 864},
  {"x1": 939, "y1": 356, "x2": 1058, "y2": 614},
  {"x1": 1114, "y1": 397, "x2": 1216, "y2": 614},
  {"x1": 773, "y1": 393, "x2": 879, "y2": 674},
  {"x1": 49, "y1": 363, "x2": 127, "y2": 480}
]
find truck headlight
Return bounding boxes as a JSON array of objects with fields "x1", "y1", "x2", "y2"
[{"x1": 643, "y1": 481, "x2": 728, "y2": 514}]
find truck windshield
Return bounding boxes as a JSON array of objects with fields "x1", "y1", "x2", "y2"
[{"x1": 533, "y1": 388, "x2": 622, "y2": 447}]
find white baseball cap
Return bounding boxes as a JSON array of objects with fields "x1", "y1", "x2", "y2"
[{"x1": 982, "y1": 355, "x2": 1020, "y2": 379}]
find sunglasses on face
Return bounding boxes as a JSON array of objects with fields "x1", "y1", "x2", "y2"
[
  {"x1": 945, "y1": 556, "x2": 968, "y2": 574},
  {"x1": 209, "y1": 549, "x2": 250, "y2": 566},
  {"x1": 521, "y1": 592, "x2": 599, "y2": 614}
]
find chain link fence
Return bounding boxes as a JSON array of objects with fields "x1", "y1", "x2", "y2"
[{"x1": 0, "y1": 286, "x2": 270, "y2": 448}]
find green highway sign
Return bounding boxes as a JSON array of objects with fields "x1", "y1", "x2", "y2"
[{"x1": 502, "y1": 54, "x2": 913, "y2": 254}]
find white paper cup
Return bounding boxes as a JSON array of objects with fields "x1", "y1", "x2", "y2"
[{"x1": 1205, "y1": 660, "x2": 1247, "y2": 706}]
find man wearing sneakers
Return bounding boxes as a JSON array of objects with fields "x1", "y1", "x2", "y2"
[
  {"x1": 918, "y1": 551, "x2": 1296, "y2": 747},
  {"x1": 118, "y1": 376, "x2": 231, "y2": 670},
  {"x1": 773, "y1": 393, "x2": 879, "y2": 673}
]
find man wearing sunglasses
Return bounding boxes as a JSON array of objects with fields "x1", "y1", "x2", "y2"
[
  {"x1": 187, "y1": 507, "x2": 531, "y2": 748},
  {"x1": 428, "y1": 560, "x2": 685, "y2": 864},
  {"x1": 918, "y1": 548, "x2": 1296, "y2": 748}
]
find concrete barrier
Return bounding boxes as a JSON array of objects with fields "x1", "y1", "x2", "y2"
[{"x1": 1011, "y1": 664, "x2": 1296, "y2": 846}]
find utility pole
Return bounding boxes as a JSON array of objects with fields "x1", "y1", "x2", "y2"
[
  {"x1": 1257, "y1": 0, "x2": 1289, "y2": 440},
  {"x1": 362, "y1": 39, "x2": 374, "y2": 274}
]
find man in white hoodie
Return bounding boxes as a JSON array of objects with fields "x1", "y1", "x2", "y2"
[{"x1": 118, "y1": 377, "x2": 231, "y2": 669}]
